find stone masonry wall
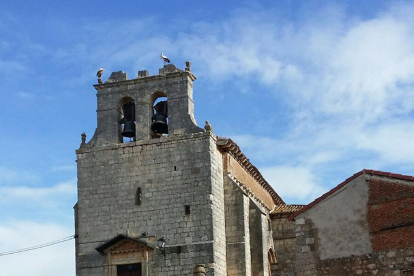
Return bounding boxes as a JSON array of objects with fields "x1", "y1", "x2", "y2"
[
  {"x1": 294, "y1": 217, "x2": 317, "y2": 276},
  {"x1": 271, "y1": 217, "x2": 297, "y2": 276},
  {"x1": 295, "y1": 217, "x2": 414, "y2": 276},
  {"x1": 317, "y1": 248, "x2": 414, "y2": 276},
  {"x1": 224, "y1": 176, "x2": 251, "y2": 276},
  {"x1": 261, "y1": 212, "x2": 271, "y2": 276},
  {"x1": 209, "y1": 136, "x2": 227, "y2": 275},
  {"x1": 249, "y1": 201, "x2": 267, "y2": 276},
  {"x1": 92, "y1": 68, "x2": 201, "y2": 146},
  {"x1": 76, "y1": 132, "x2": 224, "y2": 276}
]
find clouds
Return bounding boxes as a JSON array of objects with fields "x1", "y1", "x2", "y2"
[
  {"x1": 0, "y1": 167, "x2": 41, "y2": 185},
  {"x1": 260, "y1": 165, "x2": 325, "y2": 203},
  {"x1": 169, "y1": 3, "x2": 414, "y2": 125},
  {"x1": 223, "y1": 3, "x2": 414, "y2": 203},
  {"x1": 52, "y1": 165, "x2": 76, "y2": 172},
  {"x1": 0, "y1": 179, "x2": 76, "y2": 203},
  {"x1": 313, "y1": 15, "x2": 414, "y2": 120},
  {"x1": 0, "y1": 172, "x2": 76, "y2": 276},
  {"x1": 0, "y1": 166, "x2": 76, "y2": 223},
  {"x1": 0, "y1": 168, "x2": 76, "y2": 276},
  {"x1": 0, "y1": 1, "x2": 412, "y2": 204},
  {"x1": 0, "y1": 221, "x2": 75, "y2": 276},
  {"x1": 0, "y1": 178, "x2": 77, "y2": 221}
]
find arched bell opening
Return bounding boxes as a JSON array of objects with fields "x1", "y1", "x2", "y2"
[
  {"x1": 150, "y1": 91, "x2": 168, "y2": 138},
  {"x1": 118, "y1": 97, "x2": 136, "y2": 143}
]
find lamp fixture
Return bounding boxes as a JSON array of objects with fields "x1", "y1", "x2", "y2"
[{"x1": 158, "y1": 237, "x2": 166, "y2": 256}]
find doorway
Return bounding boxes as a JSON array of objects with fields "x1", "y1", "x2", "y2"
[{"x1": 117, "y1": 263, "x2": 142, "y2": 276}]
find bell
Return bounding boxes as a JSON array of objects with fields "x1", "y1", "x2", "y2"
[
  {"x1": 122, "y1": 121, "x2": 136, "y2": 138},
  {"x1": 151, "y1": 114, "x2": 168, "y2": 134}
]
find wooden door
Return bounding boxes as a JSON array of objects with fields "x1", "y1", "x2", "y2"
[{"x1": 117, "y1": 263, "x2": 142, "y2": 276}]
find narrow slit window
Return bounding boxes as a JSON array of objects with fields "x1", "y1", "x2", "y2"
[
  {"x1": 185, "y1": 205, "x2": 191, "y2": 215},
  {"x1": 135, "y1": 187, "x2": 142, "y2": 205}
]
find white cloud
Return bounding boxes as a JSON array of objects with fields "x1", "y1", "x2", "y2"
[
  {"x1": 221, "y1": 2, "x2": 414, "y2": 186},
  {"x1": 52, "y1": 165, "x2": 76, "y2": 172},
  {"x1": 313, "y1": 16, "x2": 414, "y2": 120},
  {"x1": 260, "y1": 165, "x2": 325, "y2": 203},
  {"x1": 0, "y1": 179, "x2": 77, "y2": 221},
  {"x1": 94, "y1": 3, "x2": 414, "y2": 124},
  {"x1": 4, "y1": 1, "x2": 412, "y2": 205},
  {"x1": 0, "y1": 221, "x2": 75, "y2": 276},
  {"x1": 16, "y1": 91, "x2": 35, "y2": 100},
  {"x1": 355, "y1": 121, "x2": 414, "y2": 164},
  {"x1": 0, "y1": 59, "x2": 26, "y2": 72},
  {"x1": 0, "y1": 178, "x2": 76, "y2": 204},
  {"x1": 0, "y1": 167, "x2": 41, "y2": 185}
]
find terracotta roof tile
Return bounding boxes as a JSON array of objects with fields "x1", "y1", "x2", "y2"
[
  {"x1": 217, "y1": 137, "x2": 285, "y2": 205},
  {"x1": 271, "y1": 204, "x2": 305, "y2": 215}
]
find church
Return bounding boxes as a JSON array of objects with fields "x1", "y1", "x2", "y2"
[{"x1": 74, "y1": 62, "x2": 414, "y2": 276}]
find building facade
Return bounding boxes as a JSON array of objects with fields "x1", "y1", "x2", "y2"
[
  {"x1": 288, "y1": 170, "x2": 414, "y2": 276},
  {"x1": 75, "y1": 63, "x2": 414, "y2": 276},
  {"x1": 75, "y1": 64, "x2": 283, "y2": 276}
]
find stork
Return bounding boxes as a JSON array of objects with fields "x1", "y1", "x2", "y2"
[
  {"x1": 96, "y1": 68, "x2": 105, "y2": 78},
  {"x1": 160, "y1": 53, "x2": 170, "y2": 64}
]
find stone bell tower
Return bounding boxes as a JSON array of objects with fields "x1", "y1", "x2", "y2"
[{"x1": 75, "y1": 63, "x2": 227, "y2": 276}]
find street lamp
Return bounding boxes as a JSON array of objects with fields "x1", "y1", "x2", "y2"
[{"x1": 158, "y1": 237, "x2": 166, "y2": 256}]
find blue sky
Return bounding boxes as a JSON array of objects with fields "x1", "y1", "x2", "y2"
[{"x1": 1, "y1": 1, "x2": 414, "y2": 275}]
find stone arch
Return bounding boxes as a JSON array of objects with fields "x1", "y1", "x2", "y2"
[
  {"x1": 150, "y1": 91, "x2": 168, "y2": 137},
  {"x1": 118, "y1": 96, "x2": 136, "y2": 142},
  {"x1": 150, "y1": 91, "x2": 168, "y2": 105}
]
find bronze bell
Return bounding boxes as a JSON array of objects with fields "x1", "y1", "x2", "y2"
[
  {"x1": 120, "y1": 102, "x2": 136, "y2": 138},
  {"x1": 151, "y1": 114, "x2": 168, "y2": 134},
  {"x1": 122, "y1": 121, "x2": 136, "y2": 138}
]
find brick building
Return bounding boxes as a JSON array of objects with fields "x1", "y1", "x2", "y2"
[{"x1": 75, "y1": 63, "x2": 414, "y2": 276}]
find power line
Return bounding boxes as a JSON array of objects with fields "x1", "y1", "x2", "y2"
[{"x1": 0, "y1": 234, "x2": 76, "y2": 256}]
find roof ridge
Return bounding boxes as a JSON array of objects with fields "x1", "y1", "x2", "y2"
[{"x1": 362, "y1": 169, "x2": 414, "y2": 181}]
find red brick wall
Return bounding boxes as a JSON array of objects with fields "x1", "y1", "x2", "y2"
[{"x1": 368, "y1": 178, "x2": 414, "y2": 251}]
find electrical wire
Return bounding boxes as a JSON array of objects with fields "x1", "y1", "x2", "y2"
[{"x1": 0, "y1": 234, "x2": 76, "y2": 256}]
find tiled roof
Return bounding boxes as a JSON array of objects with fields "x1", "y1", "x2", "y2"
[
  {"x1": 289, "y1": 169, "x2": 414, "y2": 221},
  {"x1": 271, "y1": 204, "x2": 305, "y2": 217},
  {"x1": 217, "y1": 137, "x2": 285, "y2": 205}
]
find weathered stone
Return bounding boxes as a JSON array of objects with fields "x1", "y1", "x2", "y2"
[{"x1": 76, "y1": 63, "x2": 278, "y2": 276}]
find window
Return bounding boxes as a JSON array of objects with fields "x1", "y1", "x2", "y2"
[
  {"x1": 135, "y1": 187, "x2": 142, "y2": 205},
  {"x1": 117, "y1": 263, "x2": 142, "y2": 276}
]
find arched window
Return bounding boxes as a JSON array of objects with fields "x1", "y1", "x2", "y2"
[
  {"x1": 150, "y1": 92, "x2": 168, "y2": 138},
  {"x1": 118, "y1": 97, "x2": 136, "y2": 143}
]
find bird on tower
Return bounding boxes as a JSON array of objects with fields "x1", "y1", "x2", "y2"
[
  {"x1": 96, "y1": 68, "x2": 105, "y2": 78},
  {"x1": 160, "y1": 53, "x2": 170, "y2": 64},
  {"x1": 204, "y1": 121, "x2": 213, "y2": 132}
]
